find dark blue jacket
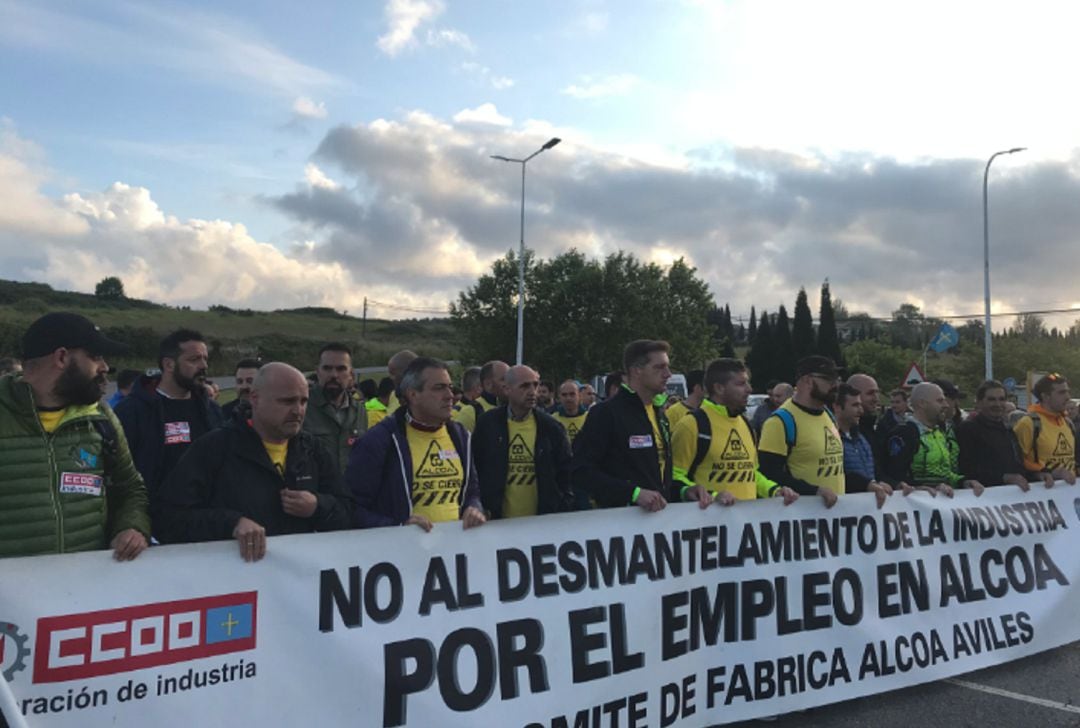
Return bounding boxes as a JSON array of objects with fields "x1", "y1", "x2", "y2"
[
  {"x1": 345, "y1": 409, "x2": 481, "y2": 528},
  {"x1": 841, "y1": 426, "x2": 876, "y2": 493},
  {"x1": 113, "y1": 374, "x2": 225, "y2": 504}
]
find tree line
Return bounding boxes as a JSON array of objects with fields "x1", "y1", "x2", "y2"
[{"x1": 452, "y1": 249, "x2": 1080, "y2": 401}]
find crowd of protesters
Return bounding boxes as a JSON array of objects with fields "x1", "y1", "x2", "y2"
[{"x1": 0, "y1": 310, "x2": 1075, "y2": 563}]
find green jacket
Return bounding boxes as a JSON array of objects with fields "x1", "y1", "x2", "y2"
[
  {"x1": 0, "y1": 374, "x2": 151, "y2": 558},
  {"x1": 883, "y1": 419, "x2": 964, "y2": 487},
  {"x1": 302, "y1": 387, "x2": 367, "y2": 474}
]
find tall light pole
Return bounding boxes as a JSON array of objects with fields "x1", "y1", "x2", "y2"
[
  {"x1": 491, "y1": 137, "x2": 561, "y2": 365},
  {"x1": 982, "y1": 147, "x2": 1025, "y2": 380}
]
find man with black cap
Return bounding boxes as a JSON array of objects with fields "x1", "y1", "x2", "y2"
[
  {"x1": 0, "y1": 312, "x2": 150, "y2": 559},
  {"x1": 758, "y1": 355, "x2": 847, "y2": 507}
]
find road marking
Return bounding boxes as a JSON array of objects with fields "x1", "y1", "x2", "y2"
[{"x1": 946, "y1": 678, "x2": 1080, "y2": 715}]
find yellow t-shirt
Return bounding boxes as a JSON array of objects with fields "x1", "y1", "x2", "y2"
[
  {"x1": 452, "y1": 396, "x2": 498, "y2": 433},
  {"x1": 671, "y1": 401, "x2": 773, "y2": 501},
  {"x1": 407, "y1": 424, "x2": 463, "y2": 522},
  {"x1": 1013, "y1": 407, "x2": 1077, "y2": 474},
  {"x1": 552, "y1": 410, "x2": 588, "y2": 443},
  {"x1": 37, "y1": 408, "x2": 67, "y2": 434},
  {"x1": 666, "y1": 401, "x2": 692, "y2": 430},
  {"x1": 645, "y1": 403, "x2": 667, "y2": 477},
  {"x1": 758, "y1": 401, "x2": 845, "y2": 495},
  {"x1": 263, "y1": 440, "x2": 288, "y2": 475},
  {"x1": 503, "y1": 415, "x2": 538, "y2": 518}
]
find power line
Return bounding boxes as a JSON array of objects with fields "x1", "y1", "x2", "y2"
[
  {"x1": 366, "y1": 298, "x2": 450, "y2": 315},
  {"x1": 731, "y1": 306, "x2": 1080, "y2": 325}
]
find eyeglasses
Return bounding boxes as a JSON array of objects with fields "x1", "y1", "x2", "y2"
[
  {"x1": 810, "y1": 373, "x2": 839, "y2": 384},
  {"x1": 1047, "y1": 373, "x2": 1064, "y2": 382}
]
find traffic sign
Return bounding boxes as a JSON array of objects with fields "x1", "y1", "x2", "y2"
[{"x1": 899, "y1": 361, "x2": 926, "y2": 389}]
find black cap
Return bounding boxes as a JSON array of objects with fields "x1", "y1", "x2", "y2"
[
  {"x1": 931, "y1": 378, "x2": 961, "y2": 399},
  {"x1": 21, "y1": 312, "x2": 128, "y2": 360},
  {"x1": 795, "y1": 355, "x2": 839, "y2": 380}
]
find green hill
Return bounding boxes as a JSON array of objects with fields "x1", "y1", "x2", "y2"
[{"x1": 0, "y1": 279, "x2": 460, "y2": 375}]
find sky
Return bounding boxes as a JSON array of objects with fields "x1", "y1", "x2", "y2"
[{"x1": 1, "y1": 0, "x2": 1080, "y2": 329}]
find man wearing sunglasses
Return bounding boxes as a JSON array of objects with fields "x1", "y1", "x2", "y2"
[{"x1": 758, "y1": 356, "x2": 849, "y2": 508}]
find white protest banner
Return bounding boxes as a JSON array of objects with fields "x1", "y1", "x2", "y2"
[{"x1": 1, "y1": 485, "x2": 1078, "y2": 727}]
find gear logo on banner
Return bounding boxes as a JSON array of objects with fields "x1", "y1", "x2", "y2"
[{"x1": 0, "y1": 621, "x2": 31, "y2": 682}]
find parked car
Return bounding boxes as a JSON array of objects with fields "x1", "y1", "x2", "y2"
[{"x1": 746, "y1": 393, "x2": 768, "y2": 420}]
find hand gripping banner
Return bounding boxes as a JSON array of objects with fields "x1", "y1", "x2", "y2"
[{"x1": 1, "y1": 485, "x2": 1078, "y2": 726}]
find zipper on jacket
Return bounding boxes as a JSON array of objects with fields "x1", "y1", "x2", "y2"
[
  {"x1": 45, "y1": 409, "x2": 106, "y2": 553},
  {"x1": 28, "y1": 387, "x2": 65, "y2": 553}
]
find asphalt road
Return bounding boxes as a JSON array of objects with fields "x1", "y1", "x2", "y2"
[{"x1": 720, "y1": 641, "x2": 1080, "y2": 728}]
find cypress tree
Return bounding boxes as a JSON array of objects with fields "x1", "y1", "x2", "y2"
[
  {"x1": 774, "y1": 305, "x2": 796, "y2": 382},
  {"x1": 817, "y1": 280, "x2": 843, "y2": 365},
  {"x1": 792, "y1": 287, "x2": 816, "y2": 359},
  {"x1": 748, "y1": 309, "x2": 774, "y2": 391}
]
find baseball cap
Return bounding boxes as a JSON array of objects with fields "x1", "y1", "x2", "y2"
[
  {"x1": 21, "y1": 312, "x2": 128, "y2": 360},
  {"x1": 795, "y1": 355, "x2": 840, "y2": 380}
]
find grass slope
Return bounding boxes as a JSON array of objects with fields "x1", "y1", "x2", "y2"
[{"x1": 0, "y1": 279, "x2": 459, "y2": 375}]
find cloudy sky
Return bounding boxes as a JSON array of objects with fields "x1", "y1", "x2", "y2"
[{"x1": 2, "y1": 0, "x2": 1079, "y2": 328}]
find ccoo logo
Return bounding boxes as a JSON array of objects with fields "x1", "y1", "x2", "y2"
[{"x1": 32, "y1": 591, "x2": 257, "y2": 684}]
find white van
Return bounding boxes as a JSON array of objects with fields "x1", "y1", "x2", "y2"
[{"x1": 666, "y1": 374, "x2": 687, "y2": 400}]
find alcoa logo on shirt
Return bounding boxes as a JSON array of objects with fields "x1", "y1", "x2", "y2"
[{"x1": 24, "y1": 592, "x2": 257, "y2": 684}]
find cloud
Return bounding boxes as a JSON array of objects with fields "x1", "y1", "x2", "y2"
[
  {"x1": 452, "y1": 103, "x2": 511, "y2": 127},
  {"x1": 260, "y1": 110, "x2": 1080, "y2": 331},
  {"x1": 460, "y1": 61, "x2": 515, "y2": 90},
  {"x1": 0, "y1": 120, "x2": 87, "y2": 238},
  {"x1": 0, "y1": 126, "x2": 450, "y2": 314},
  {"x1": 303, "y1": 163, "x2": 341, "y2": 191},
  {"x1": 376, "y1": 0, "x2": 444, "y2": 56},
  {"x1": 425, "y1": 28, "x2": 475, "y2": 52},
  {"x1": 562, "y1": 74, "x2": 640, "y2": 99},
  {"x1": 5, "y1": 114, "x2": 1080, "y2": 332},
  {"x1": 292, "y1": 97, "x2": 328, "y2": 120}
]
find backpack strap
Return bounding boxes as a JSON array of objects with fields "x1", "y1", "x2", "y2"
[
  {"x1": 91, "y1": 417, "x2": 120, "y2": 478},
  {"x1": 686, "y1": 408, "x2": 712, "y2": 482},
  {"x1": 773, "y1": 408, "x2": 797, "y2": 455},
  {"x1": 1029, "y1": 413, "x2": 1042, "y2": 463}
]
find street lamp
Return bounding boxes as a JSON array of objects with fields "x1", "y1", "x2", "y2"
[
  {"x1": 982, "y1": 146, "x2": 1025, "y2": 380},
  {"x1": 491, "y1": 137, "x2": 561, "y2": 365}
]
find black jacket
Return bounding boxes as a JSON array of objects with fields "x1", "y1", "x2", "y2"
[
  {"x1": 473, "y1": 406, "x2": 574, "y2": 518},
  {"x1": 956, "y1": 414, "x2": 1030, "y2": 486},
  {"x1": 114, "y1": 374, "x2": 224, "y2": 501},
  {"x1": 570, "y1": 386, "x2": 672, "y2": 507},
  {"x1": 156, "y1": 420, "x2": 352, "y2": 543}
]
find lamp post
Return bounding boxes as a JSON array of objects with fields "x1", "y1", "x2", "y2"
[
  {"x1": 982, "y1": 147, "x2": 1025, "y2": 380},
  {"x1": 491, "y1": 137, "x2": 561, "y2": 365}
]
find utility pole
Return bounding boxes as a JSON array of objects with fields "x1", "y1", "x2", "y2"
[{"x1": 362, "y1": 297, "x2": 367, "y2": 339}]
